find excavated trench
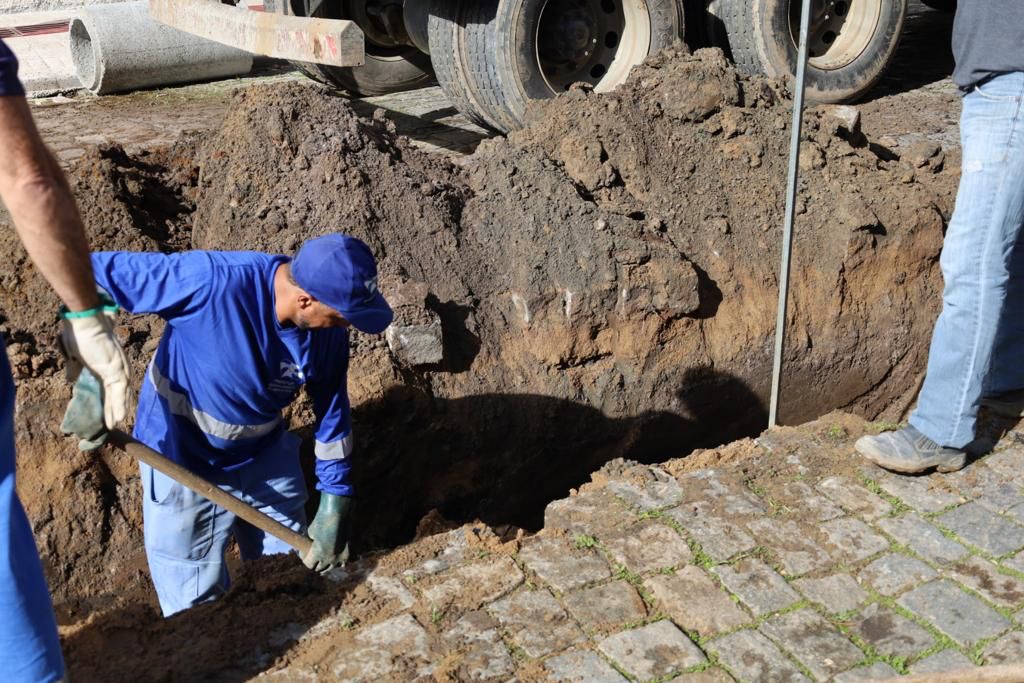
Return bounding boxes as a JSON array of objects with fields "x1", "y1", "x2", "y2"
[{"x1": 0, "y1": 46, "x2": 959, "y2": 672}]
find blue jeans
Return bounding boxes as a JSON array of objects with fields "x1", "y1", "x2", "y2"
[
  {"x1": 0, "y1": 341, "x2": 64, "y2": 682},
  {"x1": 910, "y1": 72, "x2": 1024, "y2": 448},
  {"x1": 142, "y1": 429, "x2": 308, "y2": 616}
]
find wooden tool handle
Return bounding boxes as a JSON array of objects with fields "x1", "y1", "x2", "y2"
[{"x1": 108, "y1": 430, "x2": 313, "y2": 556}]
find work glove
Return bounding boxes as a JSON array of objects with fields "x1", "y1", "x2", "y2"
[
  {"x1": 59, "y1": 295, "x2": 130, "y2": 430},
  {"x1": 302, "y1": 493, "x2": 354, "y2": 574},
  {"x1": 60, "y1": 366, "x2": 108, "y2": 451}
]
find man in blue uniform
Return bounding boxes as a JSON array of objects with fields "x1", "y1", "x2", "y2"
[
  {"x1": 856, "y1": 2, "x2": 1024, "y2": 472},
  {"x1": 0, "y1": 38, "x2": 131, "y2": 682},
  {"x1": 91, "y1": 234, "x2": 391, "y2": 616}
]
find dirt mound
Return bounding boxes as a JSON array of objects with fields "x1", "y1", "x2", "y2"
[{"x1": 0, "y1": 46, "x2": 958, "y2": 666}]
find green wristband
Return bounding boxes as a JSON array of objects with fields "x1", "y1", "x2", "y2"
[{"x1": 59, "y1": 293, "x2": 119, "y2": 320}]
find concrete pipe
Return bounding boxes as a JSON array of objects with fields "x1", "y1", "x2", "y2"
[{"x1": 70, "y1": 1, "x2": 253, "y2": 95}]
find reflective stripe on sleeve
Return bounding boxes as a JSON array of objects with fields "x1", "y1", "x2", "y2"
[
  {"x1": 149, "y1": 362, "x2": 281, "y2": 440},
  {"x1": 315, "y1": 434, "x2": 353, "y2": 461}
]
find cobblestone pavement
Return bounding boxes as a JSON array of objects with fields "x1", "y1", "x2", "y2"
[{"x1": 257, "y1": 413, "x2": 1024, "y2": 682}]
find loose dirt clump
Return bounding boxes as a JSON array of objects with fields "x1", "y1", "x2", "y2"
[{"x1": 0, "y1": 45, "x2": 962, "y2": 678}]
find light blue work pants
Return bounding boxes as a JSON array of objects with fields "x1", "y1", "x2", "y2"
[
  {"x1": 910, "y1": 72, "x2": 1024, "y2": 448},
  {"x1": 142, "y1": 430, "x2": 308, "y2": 617},
  {"x1": 0, "y1": 341, "x2": 64, "y2": 681}
]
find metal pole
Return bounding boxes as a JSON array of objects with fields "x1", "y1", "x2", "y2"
[{"x1": 768, "y1": 0, "x2": 813, "y2": 428}]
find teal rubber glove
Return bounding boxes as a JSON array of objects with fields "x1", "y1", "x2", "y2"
[
  {"x1": 60, "y1": 366, "x2": 109, "y2": 451},
  {"x1": 302, "y1": 493, "x2": 354, "y2": 573}
]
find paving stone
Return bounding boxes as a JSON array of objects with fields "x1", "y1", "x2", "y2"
[
  {"x1": 563, "y1": 581, "x2": 646, "y2": 633},
  {"x1": 544, "y1": 649, "x2": 628, "y2": 683},
  {"x1": 708, "y1": 629, "x2": 810, "y2": 683},
  {"x1": 603, "y1": 523, "x2": 693, "y2": 573},
  {"x1": 876, "y1": 473, "x2": 964, "y2": 513},
  {"x1": 745, "y1": 519, "x2": 832, "y2": 576},
  {"x1": 676, "y1": 469, "x2": 767, "y2": 515},
  {"x1": 832, "y1": 662, "x2": 900, "y2": 683},
  {"x1": 817, "y1": 476, "x2": 892, "y2": 520},
  {"x1": 850, "y1": 603, "x2": 935, "y2": 659},
  {"x1": 947, "y1": 465, "x2": 1024, "y2": 514},
  {"x1": 441, "y1": 611, "x2": 516, "y2": 681},
  {"x1": 982, "y1": 631, "x2": 1024, "y2": 665},
  {"x1": 598, "y1": 621, "x2": 706, "y2": 680},
  {"x1": 937, "y1": 502, "x2": 1024, "y2": 556},
  {"x1": 366, "y1": 573, "x2": 416, "y2": 609},
  {"x1": 759, "y1": 608, "x2": 864, "y2": 680},
  {"x1": 488, "y1": 589, "x2": 585, "y2": 658},
  {"x1": 419, "y1": 556, "x2": 524, "y2": 610},
  {"x1": 518, "y1": 536, "x2": 610, "y2": 594},
  {"x1": 982, "y1": 448, "x2": 1024, "y2": 479},
  {"x1": 667, "y1": 506, "x2": 757, "y2": 562},
  {"x1": 1005, "y1": 549, "x2": 1024, "y2": 575},
  {"x1": 330, "y1": 614, "x2": 437, "y2": 681},
  {"x1": 947, "y1": 556, "x2": 1024, "y2": 610},
  {"x1": 779, "y1": 481, "x2": 843, "y2": 521},
  {"x1": 909, "y1": 648, "x2": 976, "y2": 674},
  {"x1": 898, "y1": 580, "x2": 1010, "y2": 647},
  {"x1": 1002, "y1": 500, "x2": 1024, "y2": 529},
  {"x1": 669, "y1": 669, "x2": 736, "y2": 683},
  {"x1": 858, "y1": 553, "x2": 938, "y2": 596},
  {"x1": 544, "y1": 490, "x2": 640, "y2": 538},
  {"x1": 821, "y1": 517, "x2": 890, "y2": 564},
  {"x1": 713, "y1": 558, "x2": 801, "y2": 616},
  {"x1": 606, "y1": 467, "x2": 684, "y2": 511},
  {"x1": 646, "y1": 567, "x2": 751, "y2": 637},
  {"x1": 794, "y1": 574, "x2": 868, "y2": 614},
  {"x1": 877, "y1": 513, "x2": 970, "y2": 565}
]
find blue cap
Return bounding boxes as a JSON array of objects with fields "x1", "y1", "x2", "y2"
[{"x1": 291, "y1": 234, "x2": 393, "y2": 334}]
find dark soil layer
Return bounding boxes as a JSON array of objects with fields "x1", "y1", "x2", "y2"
[{"x1": 0, "y1": 46, "x2": 957, "y2": 653}]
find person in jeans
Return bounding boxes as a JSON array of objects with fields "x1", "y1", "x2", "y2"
[
  {"x1": 856, "y1": 3, "x2": 1024, "y2": 473},
  {"x1": 0, "y1": 39, "x2": 130, "y2": 681}
]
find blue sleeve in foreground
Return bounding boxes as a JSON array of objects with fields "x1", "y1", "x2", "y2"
[
  {"x1": 315, "y1": 458, "x2": 353, "y2": 497},
  {"x1": 0, "y1": 40, "x2": 26, "y2": 97},
  {"x1": 91, "y1": 251, "x2": 212, "y2": 318}
]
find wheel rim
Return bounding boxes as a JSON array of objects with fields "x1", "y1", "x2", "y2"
[
  {"x1": 789, "y1": 0, "x2": 882, "y2": 70},
  {"x1": 534, "y1": 0, "x2": 651, "y2": 94}
]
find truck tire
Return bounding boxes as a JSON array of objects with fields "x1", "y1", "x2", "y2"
[
  {"x1": 427, "y1": 0, "x2": 498, "y2": 128},
  {"x1": 444, "y1": 0, "x2": 681, "y2": 132},
  {"x1": 267, "y1": 0, "x2": 434, "y2": 96},
  {"x1": 920, "y1": 0, "x2": 955, "y2": 11},
  {"x1": 708, "y1": 0, "x2": 906, "y2": 103}
]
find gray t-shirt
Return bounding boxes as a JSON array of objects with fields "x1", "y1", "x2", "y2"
[{"x1": 952, "y1": 1, "x2": 1024, "y2": 89}]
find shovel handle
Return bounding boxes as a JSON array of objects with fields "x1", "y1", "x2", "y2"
[{"x1": 107, "y1": 430, "x2": 313, "y2": 556}]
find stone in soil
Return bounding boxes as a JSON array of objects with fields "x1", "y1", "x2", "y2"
[
  {"x1": 666, "y1": 506, "x2": 757, "y2": 562},
  {"x1": 794, "y1": 574, "x2": 868, "y2": 615},
  {"x1": 488, "y1": 589, "x2": 585, "y2": 658},
  {"x1": 778, "y1": 481, "x2": 844, "y2": 521},
  {"x1": 758, "y1": 608, "x2": 864, "y2": 680},
  {"x1": 605, "y1": 467, "x2": 685, "y2": 511},
  {"x1": 909, "y1": 649, "x2": 977, "y2": 675},
  {"x1": 329, "y1": 614, "x2": 437, "y2": 681},
  {"x1": 645, "y1": 567, "x2": 751, "y2": 637},
  {"x1": 602, "y1": 522, "x2": 693, "y2": 573},
  {"x1": 816, "y1": 476, "x2": 892, "y2": 520},
  {"x1": 440, "y1": 611, "x2": 517, "y2": 681},
  {"x1": 876, "y1": 513, "x2": 970, "y2": 565},
  {"x1": 898, "y1": 579, "x2": 1010, "y2": 647},
  {"x1": 946, "y1": 556, "x2": 1024, "y2": 610},
  {"x1": 820, "y1": 517, "x2": 890, "y2": 564},
  {"x1": 857, "y1": 553, "x2": 938, "y2": 596},
  {"x1": 745, "y1": 519, "x2": 831, "y2": 576},
  {"x1": 708, "y1": 629, "x2": 810, "y2": 683},
  {"x1": 544, "y1": 649, "x2": 628, "y2": 683},
  {"x1": 936, "y1": 502, "x2": 1024, "y2": 556},
  {"x1": 598, "y1": 621, "x2": 706, "y2": 680},
  {"x1": 563, "y1": 581, "x2": 647, "y2": 633},
  {"x1": 712, "y1": 558, "x2": 801, "y2": 616},
  {"x1": 544, "y1": 490, "x2": 638, "y2": 539},
  {"x1": 418, "y1": 556, "x2": 524, "y2": 610},
  {"x1": 875, "y1": 472, "x2": 964, "y2": 513},
  {"x1": 982, "y1": 631, "x2": 1024, "y2": 665},
  {"x1": 850, "y1": 603, "x2": 935, "y2": 659},
  {"x1": 675, "y1": 469, "x2": 767, "y2": 516},
  {"x1": 832, "y1": 661, "x2": 900, "y2": 683},
  {"x1": 946, "y1": 465, "x2": 1024, "y2": 514},
  {"x1": 518, "y1": 535, "x2": 610, "y2": 594}
]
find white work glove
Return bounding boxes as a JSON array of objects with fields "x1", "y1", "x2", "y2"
[{"x1": 60, "y1": 310, "x2": 130, "y2": 429}]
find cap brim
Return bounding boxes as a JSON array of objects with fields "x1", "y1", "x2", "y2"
[{"x1": 341, "y1": 291, "x2": 393, "y2": 335}]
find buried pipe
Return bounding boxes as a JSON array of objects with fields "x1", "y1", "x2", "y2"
[{"x1": 70, "y1": 1, "x2": 253, "y2": 95}]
